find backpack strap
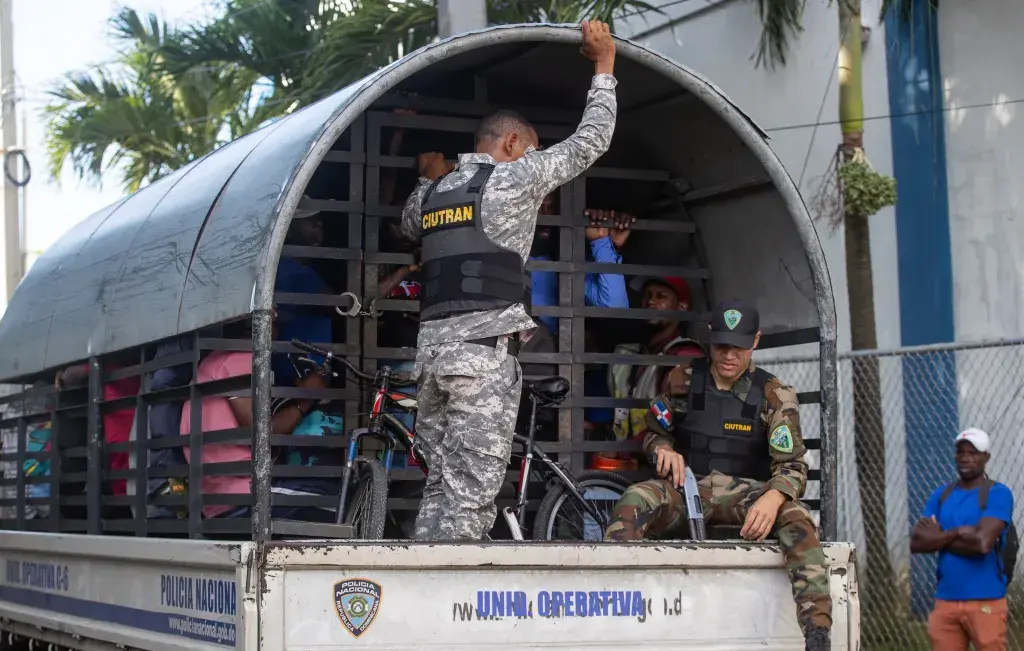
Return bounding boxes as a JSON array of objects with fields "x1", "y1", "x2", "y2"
[
  {"x1": 979, "y1": 477, "x2": 995, "y2": 512},
  {"x1": 938, "y1": 481, "x2": 958, "y2": 509},
  {"x1": 938, "y1": 477, "x2": 997, "y2": 510}
]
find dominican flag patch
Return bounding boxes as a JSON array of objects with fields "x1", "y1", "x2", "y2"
[{"x1": 650, "y1": 400, "x2": 672, "y2": 430}]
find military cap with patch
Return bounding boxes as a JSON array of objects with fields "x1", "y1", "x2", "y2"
[{"x1": 708, "y1": 299, "x2": 759, "y2": 349}]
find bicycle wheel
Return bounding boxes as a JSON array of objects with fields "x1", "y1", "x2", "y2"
[
  {"x1": 532, "y1": 470, "x2": 631, "y2": 541},
  {"x1": 343, "y1": 457, "x2": 388, "y2": 539}
]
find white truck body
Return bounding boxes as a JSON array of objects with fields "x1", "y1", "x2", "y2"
[{"x1": 0, "y1": 532, "x2": 858, "y2": 650}]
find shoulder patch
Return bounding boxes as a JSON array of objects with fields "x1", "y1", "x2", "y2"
[
  {"x1": 770, "y1": 425, "x2": 794, "y2": 453},
  {"x1": 650, "y1": 400, "x2": 672, "y2": 430}
]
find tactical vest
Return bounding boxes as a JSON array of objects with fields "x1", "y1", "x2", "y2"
[
  {"x1": 674, "y1": 358, "x2": 774, "y2": 481},
  {"x1": 418, "y1": 164, "x2": 531, "y2": 321}
]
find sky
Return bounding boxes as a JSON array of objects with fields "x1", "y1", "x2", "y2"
[{"x1": 14, "y1": 0, "x2": 213, "y2": 269}]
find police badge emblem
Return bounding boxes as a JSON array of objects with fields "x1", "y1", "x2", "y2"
[
  {"x1": 723, "y1": 309, "x2": 742, "y2": 330},
  {"x1": 333, "y1": 579, "x2": 382, "y2": 638}
]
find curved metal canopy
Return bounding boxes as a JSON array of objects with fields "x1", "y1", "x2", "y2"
[{"x1": 0, "y1": 23, "x2": 834, "y2": 382}]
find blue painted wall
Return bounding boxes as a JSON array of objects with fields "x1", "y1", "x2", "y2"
[{"x1": 884, "y1": 1, "x2": 959, "y2": 618}]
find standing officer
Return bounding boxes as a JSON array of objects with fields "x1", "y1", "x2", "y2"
[
  {"x1": 398, "y1": 20, "x2": 618, "y2": 541},
  {"x1": 603, "y1": 299, "x2": 833, "y2": 651}
]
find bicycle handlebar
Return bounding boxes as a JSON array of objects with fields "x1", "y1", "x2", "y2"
[{"x1": 291, "y1": 339, "x2": 417, "y2": 388}]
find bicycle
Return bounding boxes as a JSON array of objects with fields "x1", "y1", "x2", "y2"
[{"x1": 290, "y1": 339, "x2": 632, "y2": 541}]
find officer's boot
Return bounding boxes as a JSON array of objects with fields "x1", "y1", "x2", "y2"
[{"x1": 804, "y1": 627, "x2": 830, "y2": 651}]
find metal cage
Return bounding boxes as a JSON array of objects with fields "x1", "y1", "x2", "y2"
[{"x1": 0, "y1": 24, "x2": 837, "y2": 544}]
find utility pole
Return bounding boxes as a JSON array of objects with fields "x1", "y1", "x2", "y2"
[
  {"x1": 437, "y1": 0, "x2": 487, "y2": 39},
  {"x1": 0, "y1": 0, "x2": 19, "y2": 304}
]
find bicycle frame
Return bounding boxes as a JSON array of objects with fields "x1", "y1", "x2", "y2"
[
  {"x1": 334, "y1": 364, "x2": 417, "y2": 524},
  {"x1": 501, "y1": 394, "x2": 610, "y2": 540},
  {"x1": 348, "y1": 380, "x2": 609, "y2": 540},
  {"x1": 293, "y1": 339, "x2": 610, "y2": 537}
]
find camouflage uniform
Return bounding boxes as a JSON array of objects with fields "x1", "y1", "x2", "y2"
[
  {"x1": 604, "y1": 363, "x2": 832, "y2": 636},
  {"x1": 400, "y1": 74, "x2": 618, "y2": 541}
]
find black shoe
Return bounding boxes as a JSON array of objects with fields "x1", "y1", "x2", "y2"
[{"x1": 805, "y1": 627, "x2": 830, "y2": 651}]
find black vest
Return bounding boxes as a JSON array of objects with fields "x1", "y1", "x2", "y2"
[
  {"x1": 673, "y1": 359, "x2": 774, "y2": 481},
  {"x1": 418, "y1": 164, "x2": 531, "y2": 321}
]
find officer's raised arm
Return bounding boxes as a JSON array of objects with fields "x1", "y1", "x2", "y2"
[
  {"x1": 509, "y1": 20, "x2": 618, "y2": 199},
  {"x1": 762, "y1": 379, "x2": 809, "y2": 501}
]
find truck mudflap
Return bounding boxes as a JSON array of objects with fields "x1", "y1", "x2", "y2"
[
  {"x1": 0, "y1": 533, "x2": 253, "y2": 651},
  {"x1": 263, "y1": 541, "x2": 859, "y2": 650}
]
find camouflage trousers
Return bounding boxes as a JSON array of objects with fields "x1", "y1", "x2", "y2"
[
  {"x1": 412, "y1": 338, "x2": 522, "y2": 541},
  {"x1": 604, "y1": 471, "x2": 832, "y2": 634}
]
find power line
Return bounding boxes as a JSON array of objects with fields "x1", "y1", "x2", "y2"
[
  {"x1": 765, "y1": 97, "x2": 1024, "y2": 134},
  {"x1": 796, "y1": 15, "x2": 849, "y2": 188}
]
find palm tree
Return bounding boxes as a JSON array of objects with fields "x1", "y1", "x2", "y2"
[
  {"x1": 44, "y1": 8, "x2": 270, "y2": 192},
  {"x1": 835, "y1": 2, "x2": 900, "y2": 642}
]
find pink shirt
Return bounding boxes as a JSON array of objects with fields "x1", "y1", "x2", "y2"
[
  {"x1": 70, "y1": 364, "x2": 140, "y2": 496},
  {"x1": 180, "y1": 351, "x2": 253, "y2": 518}
]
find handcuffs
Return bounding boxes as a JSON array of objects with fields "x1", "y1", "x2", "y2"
[{"x1": 334, "y1": 292, "x2": 381, "y2": 319}]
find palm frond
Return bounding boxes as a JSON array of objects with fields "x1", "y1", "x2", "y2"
[
  {"x1": 45, "y1": 8, "x2": 267, "y2": 191},
  {"x1": 300, "y1": 0, "x2": 437, "y2": 102},
  {"x1": 752, "y1": 0, "x2": 806, "y2": 69},
  {"x1": 159, "y1": 0, "x2": 322, "y2": 85}
]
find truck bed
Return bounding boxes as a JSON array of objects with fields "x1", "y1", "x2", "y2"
[{"x1": 0, "y1": 532, "x2": 858, "y2": 651}]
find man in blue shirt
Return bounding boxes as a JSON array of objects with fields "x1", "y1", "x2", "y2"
[
  {"x1": 273, "y1": 200, "x2": 333, "y2": 386},
  {"x1": 530, "y1": 194, "x2": 632, "y2": 333},
  {"x1": 910, "y1": 428, "x2": 1013, "y2": 651}
]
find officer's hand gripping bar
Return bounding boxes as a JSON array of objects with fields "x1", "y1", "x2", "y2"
[{"x1": 680, "y1": 467, "x2": 706, "y2": 541}]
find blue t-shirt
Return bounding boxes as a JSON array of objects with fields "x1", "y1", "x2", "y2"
[
  {"x1": 922, "y1": 481, "x2": 1014, "y2": 601},
  {"x1": 273, "y1": 258, "x2": 332, "y2": 386}
]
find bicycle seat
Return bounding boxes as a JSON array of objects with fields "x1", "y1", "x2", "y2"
[{"x1": 527, "y1": 376, "x2": 570, "y2": 402}]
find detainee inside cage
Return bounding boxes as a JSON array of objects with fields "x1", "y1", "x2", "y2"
[{"x1": 0, "y1": 24, "x2": 836, "y2": 543}]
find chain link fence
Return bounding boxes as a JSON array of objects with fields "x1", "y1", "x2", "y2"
[{"x1": 760, "y1": 339, "x2": 1024, "y2": 650}]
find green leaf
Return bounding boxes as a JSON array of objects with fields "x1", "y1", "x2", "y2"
[{"x1": 752, "y1": 0, "x2": 806, "y2": 69}]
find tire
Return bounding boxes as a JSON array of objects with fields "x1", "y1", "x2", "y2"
[
  {"x1": 343, "y1": 457, "x2": 388, "y2": 540},
  {"x1": 532, "y1": 470, "x2": 632, "y2": 541}
]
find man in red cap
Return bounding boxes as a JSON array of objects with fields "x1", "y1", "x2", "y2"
[{"x1": 606, "y1": 276, "x2": 706, "y2": 448}]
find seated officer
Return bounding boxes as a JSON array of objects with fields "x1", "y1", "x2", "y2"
[{"x1": 603, "y1": 299, "x2": 832, "y2": 651}]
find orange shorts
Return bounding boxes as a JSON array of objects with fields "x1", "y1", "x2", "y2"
[{"x1": 928, "y1": 598, "x2": 1008, "y2": 651}]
